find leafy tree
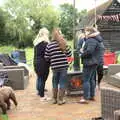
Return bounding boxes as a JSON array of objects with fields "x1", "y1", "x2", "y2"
[
  {"x1": 59, "y1": 4, "x2": 87, "y2": 40},
  {"x1": 2, "y1": 0, "x2": 59, "y2": 47},
  {"x1": 0, "y1": 8, "x2": 7, "y2": 44},
  {"x1": 78, "y1": 9, "x2": 87, "y2": 23},
  {"x1": 59, "y1": 4, "x2": 75, "y2": 40}
]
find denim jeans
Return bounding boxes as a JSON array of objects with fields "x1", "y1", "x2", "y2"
[
  {"x1": 83, "y1": 65, "x2": 97, "y2": 100},
  {"x1": 52, "y1": 69, "x2": 67, "y2": 89},
  {"x1": 36, "y1": 72, "x2": 48, "y2": 97},
  {"x1": 94, "y1": 64, "x2": 104, "y2": 86},
  {"x1": 97, "y1": 64, "x2": 104, "y2": 85}
]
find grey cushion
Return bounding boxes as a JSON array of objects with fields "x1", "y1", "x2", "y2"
[{"x1": 109, "y1": 74, "x2": 120, "y2": 88}]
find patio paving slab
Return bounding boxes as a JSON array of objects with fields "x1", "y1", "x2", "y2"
[{"x1": 2, "y1": 71, "x2": 102, "y2": 120}]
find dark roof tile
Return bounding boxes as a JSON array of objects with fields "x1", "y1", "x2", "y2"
[{"x1": 77, "y1": 0, "x2": 113, "y2": 29}]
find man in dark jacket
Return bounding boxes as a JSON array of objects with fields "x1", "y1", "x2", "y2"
[
  {"x1": 78, "y1": 30, "x2": 104, "y2": 88},
  {"x1": 78, "y1": 27, "x2": 104, "y2": 103}
]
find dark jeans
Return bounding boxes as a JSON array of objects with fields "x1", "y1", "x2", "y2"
[
  {"x1": 36, "y1": 72, "x2": 49, "y2": 97},
  {"x1": 94, "y1": 64, "x2": 104, "y2": 87},
  {"x1": 83, "y1": 65, "x2": 97, "y2": 100},
  {"x1": 97, "y1": 64, "x2": 104, "y2": 85},
  {"x1": 52, "y1": 69, "x2": 67, "y2": 89}
]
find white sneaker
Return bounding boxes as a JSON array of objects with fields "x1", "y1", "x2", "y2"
[
  {"x1": 44, "y1": 95, "x2": 51, "y2": 101},
  {"x1": 79, "y1": 99, "x2": 88, "y2": 104},
  {"x1": 46, "y1": 97, "x2": 51, "y2": 101},
  {"x1": 40, "y1": 97, "x2": 47, "y2": 102},
  {"x1": 40, "y1": 96, "x2": 51, "y2": 102}
]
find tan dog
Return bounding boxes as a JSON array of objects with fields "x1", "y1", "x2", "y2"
[{"x1": 0, "y1": 86, "x2": 18, "y2": 114}]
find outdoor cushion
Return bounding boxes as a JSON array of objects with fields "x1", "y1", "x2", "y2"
[
  {"x1": 109, "y1": 73, "x2": 120, "y2": 88},
  {"x1": 115, "y1": 72, "x2": 120, "y2": 77}
]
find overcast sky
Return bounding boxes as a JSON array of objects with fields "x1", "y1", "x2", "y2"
[
  {"x1": 52, "y1": 0, "x2": 108, "y2": 11},
  {"x1": 0, "y1": 0, "x2": 6, "y2": 5},
  {"x1": 0, "y1": 0, "x2": 3, "y2": 5}
]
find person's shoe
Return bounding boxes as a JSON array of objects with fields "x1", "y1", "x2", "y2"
[
  {"x1": 46, "y1": 97, "x2": 51, "y2": 101},
  {"x1": 44, "y1": 95, "x2": 51, "y2": 101},
  {"x1": 58, "y1": 89, "x2": 66, "y2": 105},
  {"x1": 79, "y1": 98, "x2": 88, "y2": 104},
  {"x1": 40, "y1": 97, "x2": 47, "y2": 102},
  {"x1": 57, "y1": 99, "x2": 66, "y2": 105},
  {"x1": 52, "y1": 98, "x2": 57, "y2": 104},
  {"x1": 52, "y1": 88, "x2": 58, "y2": 104}
]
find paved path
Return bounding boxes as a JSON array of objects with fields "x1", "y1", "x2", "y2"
[{"x1": 7, "y1": 71, "x2": 101, "y2": 120}]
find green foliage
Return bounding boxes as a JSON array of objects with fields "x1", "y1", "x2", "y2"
[
  {"x1": 25, "y1": 47, "x2": 34, "y2": 67},
  {"x1": 40, "y1": 6, "x2": 60, "y2": 32},
  {"x1": 59, "y1": 4, "x2": 87, "y2": 40},
  {"x1": 78, "y1": 9, "x2": 87, "y2": 23},
  {"x1": 0, "y1": 0, "x2": 87, "y2": 47},
  {"x1": 59, "y1": 4, "x2": 76, "y2": 40},
  {"x1": 0, "y1": 9, "x2": 5, "y2": 32},
  {"x1": 0, "y1": 45, "x2": 16, "y2": 54},
  {"x1": 1, "y1": 0, "x2": 59, "y2": 48},
  {"x1": 0, "y1": 8, "x2": 7, "y2": 44},
  {"x1": 117, "y1": 54, "x2": 120, "y2": 64}
]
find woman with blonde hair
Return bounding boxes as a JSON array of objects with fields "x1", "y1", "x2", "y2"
[
  {"x1": 33, "y1": 27, "x2": 50, "y2": 101},
  {"x1": 45, "y1": 28, "x2": 72, "y2": 105}
]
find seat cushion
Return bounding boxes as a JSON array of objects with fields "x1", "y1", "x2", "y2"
[
  {"x1": 115, "y1": 72, "x2": 120, "y2": 77},
  {"x1": 109, "y1": 73, "x2": 120, "y2": 88}
]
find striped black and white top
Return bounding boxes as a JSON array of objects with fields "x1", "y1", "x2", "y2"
[{"x1": 44, "y1": 40, "x2": 72, "y2": 70}]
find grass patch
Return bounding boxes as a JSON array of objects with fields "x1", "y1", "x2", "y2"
[
  {"x1": 0, "y1": 40, "x2": 75, "y2": 69},
  {"x1": 0, "y1": 45, "x2": 16, "y2": 55},
  {"x1": 67, "y1": 40, "x2": 73, "y2": 49},
  {"x1": 24, "y1": 47, "x2": 34, "y2": 66}
]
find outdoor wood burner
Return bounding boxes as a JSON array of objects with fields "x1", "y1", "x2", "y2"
[{"x1": 66, "y1": 71, "x2": 83, "y2": 95}]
